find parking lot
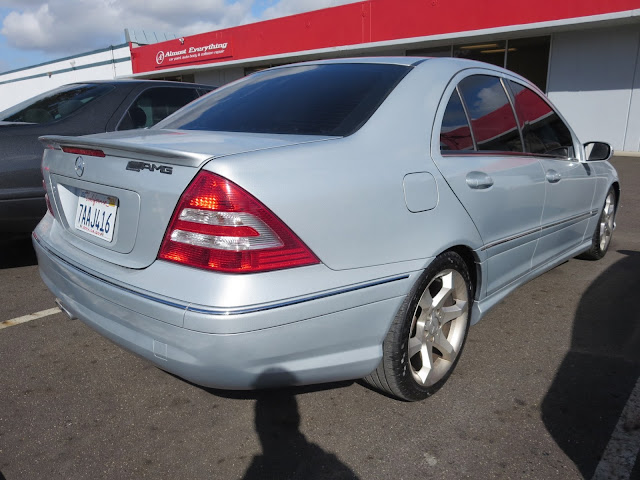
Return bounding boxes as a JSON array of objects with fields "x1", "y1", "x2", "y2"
[{"x1": 0, "y1": 156, "x2": 638, "y2": 480}]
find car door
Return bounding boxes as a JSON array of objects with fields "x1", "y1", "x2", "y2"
[
  {"x1": 432, "y1": 72, "x2": 546, "y2": 296},
  {"x1": 505, "y1": 80, "x2": 596, "y2": 267}
]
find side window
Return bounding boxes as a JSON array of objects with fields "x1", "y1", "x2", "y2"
[
  {"x1": 508, "y1": 81, "x2": 574, "y2": 158},
  {"x1": 457, "y1": 75, "x2": 522, "y2": 153},
  {"x1": 1, "y1": 84, "x2": 114, "y2": 124},
  {"x1": 118, "y1": 87, "x2": 199, "y2": 131},
  {"x1": 440, "y1": 89, "x2": 474, "y2": 152}
]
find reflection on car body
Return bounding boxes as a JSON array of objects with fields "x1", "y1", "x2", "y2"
[{"x1": 33, "y1": 58, "x2": 618, "y2": 401}]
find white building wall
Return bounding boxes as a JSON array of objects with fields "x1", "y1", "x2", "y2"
[
  {"x1": 547, "y1": 26, "x2": 640, "y2": 152},
  {"x1": 624, "y1": 35, "x2": 640, "y2": 152},
  {"x1": 0, "y1": 45, "x2": 132, "y2": 111}
]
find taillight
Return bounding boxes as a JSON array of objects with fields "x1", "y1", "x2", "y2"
[{"x1": 158, "y1": 171, "x2": 319, "y2": 273}]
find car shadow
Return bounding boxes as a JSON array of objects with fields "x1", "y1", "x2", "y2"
[
  {"x1": 0, "y1": 234, "x2": 37, "y2": 269},
  {"x1": 541, "y1": 250, "x2": 640, "y2": 478}
]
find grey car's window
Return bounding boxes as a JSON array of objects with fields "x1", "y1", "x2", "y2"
[
  {"x1": 117, "y1": 87, "x2": 200, "y2": 131},
  {"x1": 156, "y1": 63, "x2": 411, "y2": 136},
  {"x1": 508, "y1": 81, "x2": 574, "y2": 158},
  {"x1": 0, "y1": 84, "x2": 114, "y2": 124},
  {"x1": 457, "y1": 75, "x2": 523, "y2": 153},
  {"x1": 440, "y1": 88, "x2": 474, "y2": 151}
]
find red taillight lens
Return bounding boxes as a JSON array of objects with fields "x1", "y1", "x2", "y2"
[
  {"x1": 61, "y1": 146, "x2": 106, "y2": 157},
  {"x1": 158, "y1": 171, "x2": 320, "y2": 273}
]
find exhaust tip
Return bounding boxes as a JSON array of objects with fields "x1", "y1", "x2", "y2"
[{"x1": 55, "y1": 299, "x2": 76, "y2": 320}]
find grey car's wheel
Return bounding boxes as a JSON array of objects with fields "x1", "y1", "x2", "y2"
[
  {"x1": 578, "y1": 187, "x2": 616, "y2": 261},
  {"x1": 364, "y1": 251, "x2": 473, "y2": 401}
]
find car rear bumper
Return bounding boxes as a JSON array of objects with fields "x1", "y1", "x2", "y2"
[{"x1": 33, "y1": 233, "x2": 411, "y2": 389}]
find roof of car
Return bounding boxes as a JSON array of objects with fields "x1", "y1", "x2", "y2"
[
  {"x1": 266, "y1": 56, "x2": 522, "y2": 76},
  {"x1": 67, "y1": 79, "x2": 214, "y2": 88}
]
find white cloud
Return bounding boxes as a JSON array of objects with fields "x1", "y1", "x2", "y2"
[
  {"x1": 472, "y1": 83, "x2": 510, "y2": 117},
  {"x1": 0, "y1": 0, "x2": 361, "y2": 56},
  {"x1": 0, "y1": 0, "x2": 255, "y2": 55}
]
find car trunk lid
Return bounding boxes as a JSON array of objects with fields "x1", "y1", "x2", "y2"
[{"x1": 40, "y1": 129, "x2": 333, "y2": 269}]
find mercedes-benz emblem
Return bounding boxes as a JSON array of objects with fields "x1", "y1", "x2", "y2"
[{"x1": 75, "y1": 156, "x2": 85, "y2": 177}]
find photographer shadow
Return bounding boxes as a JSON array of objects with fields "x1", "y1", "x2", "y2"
[
  {"x1": 242, "y1": 369, "x2": 359, "y2": 480},
  {"x1": 541, "y1": 250, "x2": 640, "y2": 478}
]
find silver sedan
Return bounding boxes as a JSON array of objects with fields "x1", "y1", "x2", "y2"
[{"x1": 34, "y1": 57, "x2": 618, "y2": 401}]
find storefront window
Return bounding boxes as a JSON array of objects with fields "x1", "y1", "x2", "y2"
[
  {"x1": 506, "y1": 37, "x2": 550, "y2": 92},
  {"x1": 406, "y1": 36, "x2": 550, "y2": 92},
  {"x1": 406, "y1": 46, "x2": 452, "y2": 57},
  {"x1": 453, "y1": 41, "x2": 507, "y2": 68}
]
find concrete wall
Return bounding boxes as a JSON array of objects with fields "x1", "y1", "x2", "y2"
[
  {"x1": 547, "y1": 25, "x2": 640, "y2": 152},
  {"x1": 0, "y1": 45, "x2": 132, "y2": 112}
]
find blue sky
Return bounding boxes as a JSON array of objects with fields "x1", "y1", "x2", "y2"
[{"x1": 0, "y1": 0, "x2": 360, "y2": 74}]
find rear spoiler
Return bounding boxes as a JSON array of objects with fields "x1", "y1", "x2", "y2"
[{"x1": 39, "y1": 133, "x2": 213, "y2": 168}]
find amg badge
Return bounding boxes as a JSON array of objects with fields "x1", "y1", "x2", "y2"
[{"x1": 126, "y1": 161, "x2": 173, "y2": 175}]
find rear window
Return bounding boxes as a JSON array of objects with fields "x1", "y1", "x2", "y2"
[
  {"x1": 156, "y1": 63, "x2": 411, "y2": 136},
  {"x1": 0, "y1": 84, "x2": 114, "y2": 124}
]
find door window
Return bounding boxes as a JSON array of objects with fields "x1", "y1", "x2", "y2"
[
  {"x1": 440, "y1": 89, "x2": 474, "y2": 151},
  {"x1": 0, "y1": 84, "x2": 114, "y2": 124},
  {"x1": 117, "y1": 87, "x2": 200, "y2": 130},
  {"x1": 457, "y1": 75, "x2": 522, "y2": 153},
  {"x1": 507, "y1": 81, "x2": 574, "y2": 158}
]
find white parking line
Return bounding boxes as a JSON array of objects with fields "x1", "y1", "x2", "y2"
[
  {"x1": 592, "y1": 376, "x2": 640, "y2": 480},
  {"x1": 0, "y1": 307, "x2": 62, "y2": 330}
]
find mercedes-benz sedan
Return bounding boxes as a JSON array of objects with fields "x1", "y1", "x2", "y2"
[{"x1": 34, "y1": 58, "x2": 618, "y2": 401}]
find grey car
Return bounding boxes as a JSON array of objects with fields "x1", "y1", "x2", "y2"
[
  {"x1": 0, "y1": 80, "x2": 212, "y2": 233},
  {"x1": 33, "y1": 58, "x2": 618, "y2": 401}
]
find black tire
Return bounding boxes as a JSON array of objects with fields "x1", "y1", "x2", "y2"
[
  {"x1": 364, "y1": 251, "x2": 473, "y2": 401},
  {"x1": 578, "y1": 186, "x2": 617, "y2": 261}
]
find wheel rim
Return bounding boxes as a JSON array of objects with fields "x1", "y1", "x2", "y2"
[
  {"x1": 599, "y1": 191, "x2": 615, "y2": 252},
  {"x1": 407, "y1": 269, "x2": 469, "y2": 387}
]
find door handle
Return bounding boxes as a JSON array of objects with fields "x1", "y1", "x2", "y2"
[
  {"x1": 466, "y1": 171, "x2": 494, "y2": 189},
  {"x1": 546, "y1": 170, "x2": 561, "y2": 183}
]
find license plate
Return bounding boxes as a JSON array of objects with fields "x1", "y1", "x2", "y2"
[{"x1": 74, "y1": 190, "x2": 118, "y2": 242}]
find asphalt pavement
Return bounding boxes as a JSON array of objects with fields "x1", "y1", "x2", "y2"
[{"x1": 0, "y1": 156, "x2": 638, "y2": 480}]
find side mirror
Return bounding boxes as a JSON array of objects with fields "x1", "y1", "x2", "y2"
[{"x1": 584, "y1": 141, "x2": 613, "y2": 162}]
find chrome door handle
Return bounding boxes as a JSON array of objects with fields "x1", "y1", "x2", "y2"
[
  {"x1": 466, "y1": 171, "x2": 494, "y2": 189},
  {"x1": 546, "y1": 170, "x2": 561, "y2": 183}
]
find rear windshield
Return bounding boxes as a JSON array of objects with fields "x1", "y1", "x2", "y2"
[
  {"x1": 156, "y1": 63, "x2": 411, "y2": 136},
  {"x1": 0, "y1": 84, "x2": 114, "y2": 124}
]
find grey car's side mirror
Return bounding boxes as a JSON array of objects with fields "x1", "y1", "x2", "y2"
[{"x1": 584, "y1": 141, "x2": 613, "y2": 162}]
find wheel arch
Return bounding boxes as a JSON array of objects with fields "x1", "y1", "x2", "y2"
[
  {"x1": 443, "y1": 244, "x2": 480, "y2": 301},
  {"x1": 612, "y1": 181, "x2": 621, "y2": 208}
]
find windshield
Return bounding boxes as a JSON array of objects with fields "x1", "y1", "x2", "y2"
[
  {"x1": 156, "y1": 63, "x2": 411, "y2": 136},
  {"x1": 0, "y1": 83, "x2": 114, "y2": 124}
]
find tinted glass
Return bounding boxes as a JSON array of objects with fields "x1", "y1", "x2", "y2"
[
  {"x1": 458, "y1": 75, "x2": 522, "y2": 152},
  {"x1": 440, "y1": 89, "x2": 474, "y2": 151},
  {"x1": 508, "y1": 81, "x2": 573, "y2": 157},
  {"x1": 118, "y1": 87, "x2": 200, "y2": 130},
  {"x1": 157, "y1": 63, "x2": 411, "y2": 136},
  {"x1": 0, "y1": 84, "x2": 114, "y2": 124}
]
